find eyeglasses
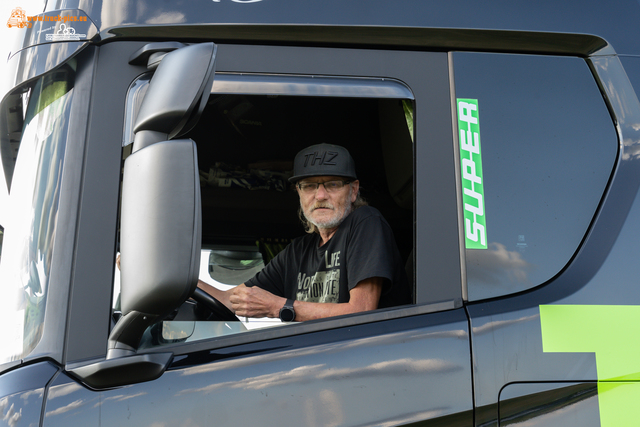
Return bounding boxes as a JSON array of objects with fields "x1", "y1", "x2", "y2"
[{"x1": 297, "y1": 180, "x2": 351, "y2": 194}]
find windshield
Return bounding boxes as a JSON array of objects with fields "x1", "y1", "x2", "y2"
[{"x1": 0, "y1": 62, "x2": 76, "y2": 363}]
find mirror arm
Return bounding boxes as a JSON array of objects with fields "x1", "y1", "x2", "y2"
[
  {"x1": 132, "y1": 130, "x2": 168, "y2": 153},
  {"x1": 107, "y1": 310, "x2": 159, "y2": 359}
]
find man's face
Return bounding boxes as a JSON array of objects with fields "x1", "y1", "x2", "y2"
[{"x1": 297, "y1": 176, "x2": 359, "y2": 230}]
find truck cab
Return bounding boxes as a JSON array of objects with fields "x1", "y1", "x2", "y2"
[{"x1": 1, "y1": 1, "x2": 640, "y2": 426}]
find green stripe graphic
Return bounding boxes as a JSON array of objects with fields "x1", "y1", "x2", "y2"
[{"x1": 540, "y1": 305, "x2": 640, "y2": 427}]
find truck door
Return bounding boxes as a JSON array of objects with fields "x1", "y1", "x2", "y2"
[{"x1": 41, "y1": 43, "x2": 475, "y2": 426}]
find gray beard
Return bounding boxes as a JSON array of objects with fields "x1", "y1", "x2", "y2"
[
  {"x1": 308, "y1": 203, "x2": 353, "y2": 230},
  {"x1": 304, "y1": 187, "x2": 353, "y2": 230}
]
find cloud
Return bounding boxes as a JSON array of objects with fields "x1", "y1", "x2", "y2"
[
  {"x1": 47, "y1": 383, "x2": 83, "y2": 400},
  {"x1": 45, "y1": 399, "x2": 85, "y2": 417},
  {"x1": 93, "y1": 392, "x2": 148, "y2": 408},
  {"x1": 145, "y1": 12, "x2": 186, "y2": 24},
  {"x1": 19, "y1": 389, "x2": 43, "y2": 401},
  {"x1": 1, "y1": 401, "x2": 22, "y2": 427},
  {"x1": 467, "y1": 242, "x2": 535, "y2": 286},
  {"x1": 472, "y1": 313, "x2": 540, "y2": 335},
  {"x1": 622, "y1": 136, "x2": 640, "y2": 160}
]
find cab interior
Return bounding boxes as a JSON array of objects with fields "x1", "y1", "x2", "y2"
[{"x1": 186, "y1": 93, "x2": 415, "y2": 264}]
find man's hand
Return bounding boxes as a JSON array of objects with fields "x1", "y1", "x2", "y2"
[
  {"x1": 230, "y1": 284, "x2": 286, "y2": 318},
  {"x1": 197, "y1": 280, "x2": 233, "y2": 311}
]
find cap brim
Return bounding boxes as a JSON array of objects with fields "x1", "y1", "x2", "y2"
[{"x1": 288, "y1": 173, "x2": 357, "y2": 183}]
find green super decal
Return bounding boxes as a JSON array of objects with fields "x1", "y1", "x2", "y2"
[
  {"x1": 457, "y1": 99, "x2": 487, "y2": 249},
  {"x1": 540, "y1": 305, "x2": 640, "y2": 427}
]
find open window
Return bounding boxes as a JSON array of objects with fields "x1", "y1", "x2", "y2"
[{"x1": 117, "y1": 69, "x2": 415, "y2": 349}]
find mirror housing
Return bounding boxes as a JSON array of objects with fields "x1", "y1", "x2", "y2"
[
  {"x1": 110, "y1": 139, "x2": 201, "y2": 358},
  {"x1": 132, "y1": 42, "x2": 217, "y2": 151}
]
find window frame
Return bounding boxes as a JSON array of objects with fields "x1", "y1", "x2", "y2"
[{"x1": 127, "y1": 75, "x2": 451, "y2": 351}]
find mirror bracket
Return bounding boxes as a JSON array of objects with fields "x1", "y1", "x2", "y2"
[{"x1": 128, "y1": 42, "x2": 187, "y2": 68}]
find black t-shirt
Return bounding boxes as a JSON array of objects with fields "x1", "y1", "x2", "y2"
[{"x1": 246, "y1": 206, "x2": 411, "y2": 308}]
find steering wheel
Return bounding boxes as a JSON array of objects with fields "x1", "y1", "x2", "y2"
[{"x1": 191, "y1": 287, "x2": 240, "y2": 322}]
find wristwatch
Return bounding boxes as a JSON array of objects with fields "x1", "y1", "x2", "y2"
[{"x1": 279, "y1": 298, "x2": 296, "y2": 322}]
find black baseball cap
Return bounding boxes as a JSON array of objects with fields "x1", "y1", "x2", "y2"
[{"x1": 289, "y1": 143, "x2": 357, "y2": 183}]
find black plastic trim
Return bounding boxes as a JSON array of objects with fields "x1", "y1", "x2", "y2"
[
  {"x1": 101, "y1": 25, "x2": 611, "y2": 57},
  {"x1": 67, "y1": 352, "x2": 173, "y2": 390}
]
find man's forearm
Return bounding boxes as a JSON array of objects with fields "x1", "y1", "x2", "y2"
[
  {"x1": 197, "y1": 280, "x2": 233, "y2": 311},
  {"x1": 291, "y1": 300, "x2": 371, "y2": 321},
  {"x1": 292, "y1": 277, "x2": 384, "y2": 321}
]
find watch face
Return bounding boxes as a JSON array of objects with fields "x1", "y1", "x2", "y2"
[{"x1": 280, "y1": 307, "x2": 295, "y2": 322}]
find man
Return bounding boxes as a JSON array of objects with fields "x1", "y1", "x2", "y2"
[{"x1": 198, "y1": 143, "x2": 410, "y2": 322}]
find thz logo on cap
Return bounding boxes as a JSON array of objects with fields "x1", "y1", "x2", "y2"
[{"x1": 303, "y1": 151, "x2": 338, "y2": 167}]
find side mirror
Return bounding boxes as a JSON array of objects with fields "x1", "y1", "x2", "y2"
[
  {"x1": 68, "y1": 42, "x2": 215, "y2": 390},
  {"x1": 110, "y1": 139, "x2": 201, "y2": 358},
  {"x1": 107, "y1": 42, "x2": 215, "y2": 357}
]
